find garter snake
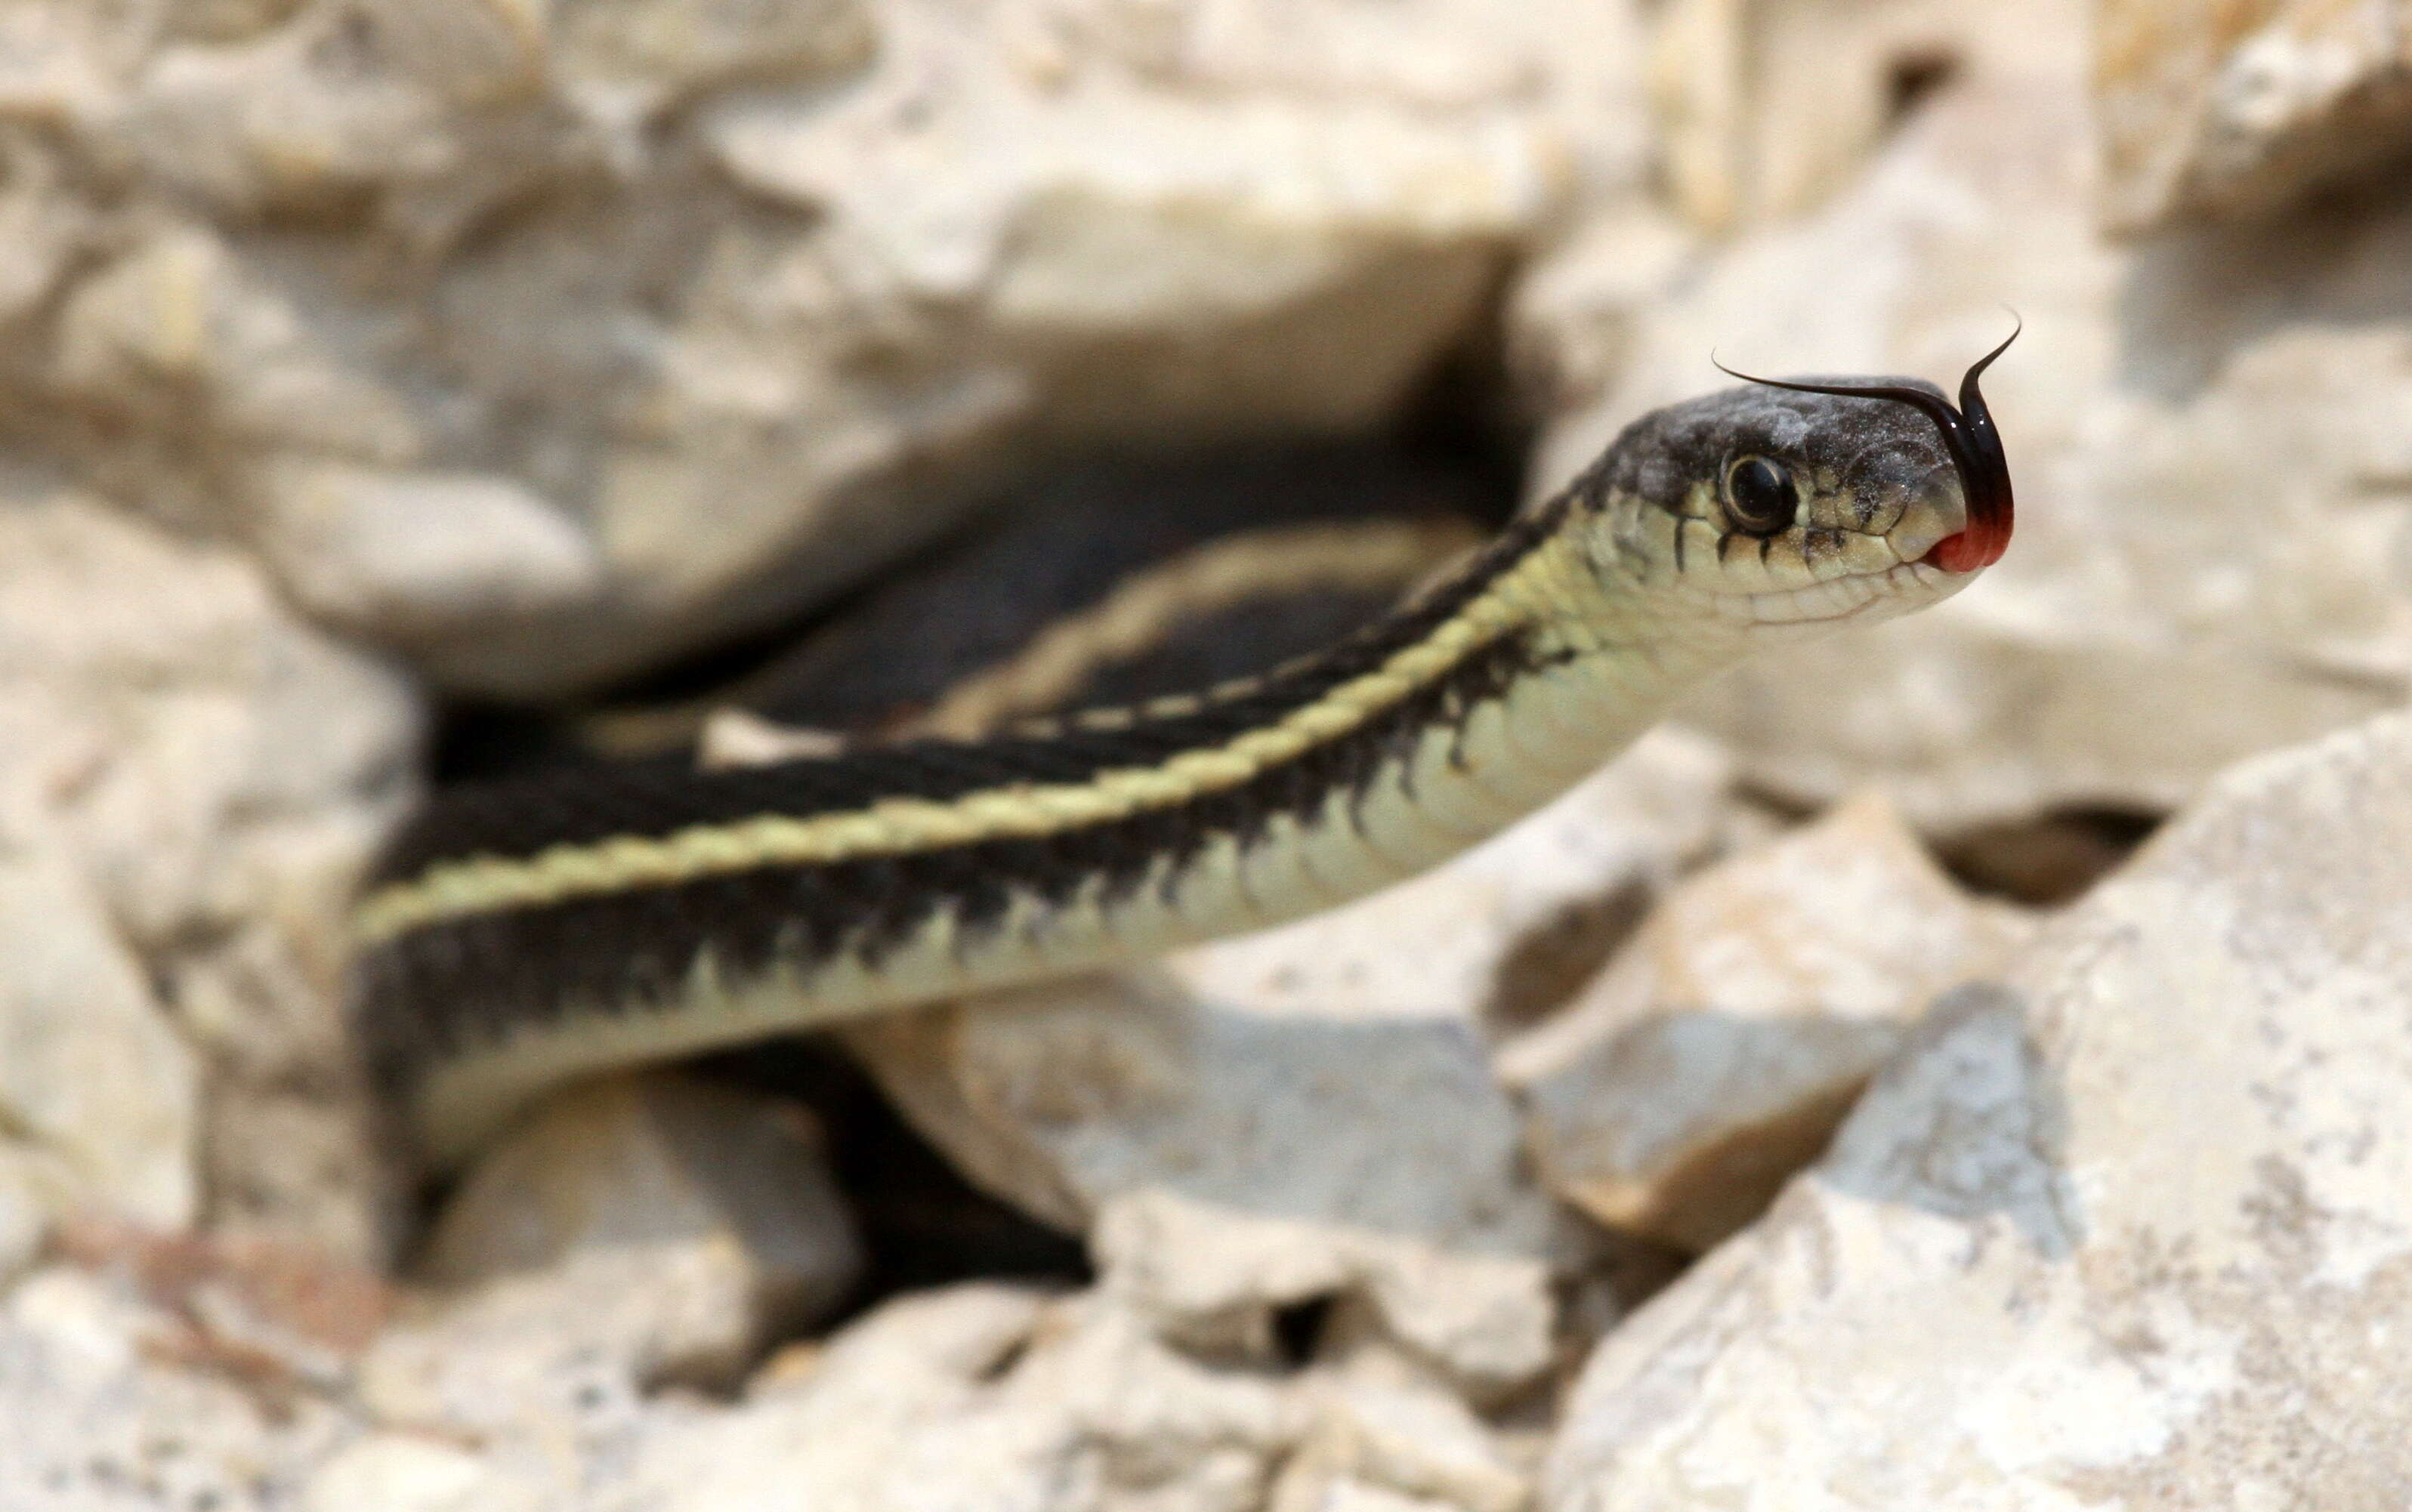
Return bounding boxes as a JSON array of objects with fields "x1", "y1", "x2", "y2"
[{"x1": 354, "y1": 338, "x2": 2016, "y2": 1165}]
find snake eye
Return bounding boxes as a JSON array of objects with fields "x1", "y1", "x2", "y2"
[{"x1": 1724, "y1": 456, "x2": 1798, "y2": 536}]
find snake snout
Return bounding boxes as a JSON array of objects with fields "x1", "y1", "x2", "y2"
[{"x1": 1886, "y1": 465, "x2": 1969, "y2": 566}]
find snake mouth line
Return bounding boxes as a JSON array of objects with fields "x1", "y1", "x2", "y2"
[{"x1": 1711, "y1": 557, "x2": 1956, "y2": 627}]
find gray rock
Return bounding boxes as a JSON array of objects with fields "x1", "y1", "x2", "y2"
[
  {"x1": 249, "y1": 459, "x2": 607, "y2": 645},
  {"x1": 1502, "y1": 791, "x2": 2031, "y2": 1251},
  {"x1": 1543, "y1": 710, "x2": 2412, "y2": 1507}
]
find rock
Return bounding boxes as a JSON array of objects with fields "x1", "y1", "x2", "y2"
[
  {"x1": 49, "y1": 1216, "x2": 393, "y2": 1393},
  {"x1": 1501, "y1": 790, "x2": 2031, "y2": 1251},
  {"x1": 0, "y1": 829, "x2": 200, "y2": 1233},
  {"x1": 0, "y1": 492, "x2": 418, "y2": 1258},
  {"x1": 1095, "y1": 1188, "x2": 1555, "y2": 1399},
  {"x1": 1519, "y1": 0, "x2": 2412, "y2": 832},
  {"x1": 851, "y1": 969, "x2": 1556, "y2": 1252},
  {"x1": 2097, "y1": 0, "x2": 2412, "y2": 233},
  {"x1": 0, "y1": 1264, "x2": 344, "y2": 1507},
  {"x1": 1274, "y1": 1331, "x2": 1533, "y2": 1512},
  {"x1": 248, "y1": 459, "x2": 606, "y2": 645},
  {"x1": 362, "y1": 1072, "x2": 863, "y2": 1465},
  {"x1": 1643, "y1": 0, "x2": 1995, "y2": 233},
  {"x1": 609, "y1": 1282, "x2": 1299, "y2": 1512},
  {"x1": 1543, "y1": 710, "x2": 2412, "y2": 1506},
  {"x1": 0, "y1": 1153, "x2": 54, "y2": 1286},
  {"x1": 0, "y1": 0, "x2": 1660, "y2": 698},
  {"x1": 423, "y1": 1072, "x2": 864, "y2": 1358},
  {"x1": 303, "y1": 1433, "x2": 545, "y2": 1512}
]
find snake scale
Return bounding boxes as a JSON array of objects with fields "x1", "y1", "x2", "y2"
[{"x1": 354, "y1": 338, "x2": 2016, "y2": 1165}]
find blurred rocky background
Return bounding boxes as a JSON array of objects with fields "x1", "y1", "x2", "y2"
[{"x1": 2, "y1": 0, "x2": 2409, "y2": 1507}]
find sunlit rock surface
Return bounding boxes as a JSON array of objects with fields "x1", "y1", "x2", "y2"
[{"x1": 1544, "y1": 711, "x2": 2412, "y2": 1508}]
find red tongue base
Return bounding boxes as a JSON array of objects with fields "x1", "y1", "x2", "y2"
[{"x1": 1924, "y1": 518, "x2": 2010, "y2": 573}]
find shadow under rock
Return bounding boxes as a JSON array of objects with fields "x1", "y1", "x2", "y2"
[{"x1": 2115, "y1": 152, "x2": 2412, "y2": 402}]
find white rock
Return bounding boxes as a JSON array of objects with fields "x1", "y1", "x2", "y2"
[
  {"x1": 423, "y1": 1072, "x2": 864, "y2": 1362},
  {"x1": 1522, "y1": 0, "x2": 2412, "y2": 829},
  {"x1": 0, "y1": 0, "x2": 1663, "y2": 697},
  {"x1": 852, "y1": 969, "x2": 1555, "y2": 1254},
  {"x1": 547, "y1": 0, "x2": 876, "y2": 138},
  {"x1": 1274, "y1": 1335, "x2": 1532, "y2": 1512},
  {"x1": 609, "y1": 1282, "x2": 1296, "y2": 1512},
  {"x1": 1502, "y1": 790, "x2": 2031, "y2": 1251},
  {"x1": 114, "y1": 13, "x2": 460, "y2": 218},
  {"x1": 249, "y1": 458, "x2": 606, "y2": 642},
  {"x1": 0, "y1": 1151, "x2": 54, "y2": 1286},
  {"x1": 0, "y1": 492, "x2": 418, "y2": 1255},
  {"x1": 2097, "y1": 0, "x2": 2412, "y2": 232},
  {"x1": 361, "y1": 1074, "x2": 863, "y2": 1473},
  {"x1": 1643, "y1": 0, "x2": 2002, "y2": 233},
  {"x1": 0, "y1": 835, "x2": 199, "y2": 1232},
  {"x1": 304, "y1": 1433, "x2": 544, "y2": 1512},
  {"x1": 1096, "y1": 1188, "x2": 1555, "y2": 1399},
  {"x1": 1543, "y1": 710, "x2": 2412, "y2": 1507},
  {"x1": 0, "y1": 1265, "x2": 342, "y2": 1506}
]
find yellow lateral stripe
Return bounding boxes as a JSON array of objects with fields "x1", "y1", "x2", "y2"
[{"x1": 352, "y1": 541, "x2": 1555, "y2": 946}]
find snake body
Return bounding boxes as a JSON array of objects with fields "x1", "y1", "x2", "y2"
[{"x1": 354, "y1": 348, "x2": 2015, "y2": 1164}]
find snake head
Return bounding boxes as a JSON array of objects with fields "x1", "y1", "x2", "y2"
[{"x1": 1583, "y1": 330, "x2": 2015, "y2": 631}]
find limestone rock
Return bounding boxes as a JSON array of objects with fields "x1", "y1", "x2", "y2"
[
  {"x1": 1521, "y1": 0, "x2": 2412, "y2": 830},
  {"x1": 0, "y1": 831, "x2": 199, "y2": 1232},
  {"x1": 0, "y1": 493, "x2": 415, "y2": 1254},
  {"x1": 303, "y1": 1433, "x2": 547, "y2": 1512},
  {"x1": 248, "y1": 459, "x2": 604, "y2": 644},
  {"x1": 609, "y1": 1282, "x2": 1297, "y2": 1512},
  {"x1": 1644, "y1": 0, "x2": 1997, "y2": 234},
  {"x1": 424, "y1": 1072, "x2": 865, "y2": 1353},
  {"x1": 1543, "y1": 710, "x2": 2412, "y2": 1507},
  {"x1": 1095, "y1": 1188, "x2": 1555, "y2": 1399},
  {"x1": 1502, "y1": 791, "x2": 2031, "y2": 1251},
  {"x1": 366, "y1": 1073, "x2": 863, "y2": 1458},
  {"x1": 2098, "y1": 0, "x2": 2412, "y2": 233},
  {"x1": 0, "y1": 0, "x2": 1658, "y2": 698},
  {"x1": 848, "y1": 974, "x2": 1559, "y2": 1379},
  {"x1": 1274, "y1": 1333, "x2": 1533, "y2": 1512},
  {"x1": 0, "y1": 1264, "x2": 344, "y2": 1507}
]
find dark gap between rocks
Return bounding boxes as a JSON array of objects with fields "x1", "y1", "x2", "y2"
[
  {"x1": 1885, "y1": 47, "x2": 1962, "y2": 128},
  {"x1": 1932, "y1": 806, "x2": 2164, "y2": 906},
  {"x1": 1269, "y1": 1294, "x2": 1336, "y2": 1369},
  {"x1": 1481, "y1": 879, "x2": 1656, "y2": 1034}
]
